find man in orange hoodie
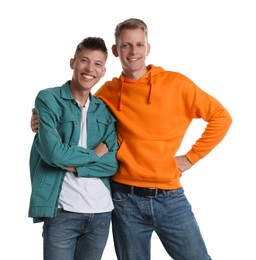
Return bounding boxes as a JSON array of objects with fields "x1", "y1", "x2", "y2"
[
  {"x1": 96, "y1": 18, "x2": 231, "y2": 260},
  {"x1": 31, "y1": 18, "x2": 232, "y2": 260}
]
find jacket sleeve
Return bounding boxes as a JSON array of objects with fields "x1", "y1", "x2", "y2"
[
  {"x1": 76, "y1": 124, "x2": 119, "y2": 177},
  {"x1": 34, "y1": 91, "x2": 100, "y2": 169}
]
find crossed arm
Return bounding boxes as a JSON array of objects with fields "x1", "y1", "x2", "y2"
[{"x1": 30, "y1": 109, "x2": 192, "y2": 173}]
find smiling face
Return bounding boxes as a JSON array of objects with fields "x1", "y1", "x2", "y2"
[
  {"x1": 112, "y1": 28, "x2": 150, "y2": 80},
  {"x1": 70, "y1": 48, "x2": 107, "y2": 93}
]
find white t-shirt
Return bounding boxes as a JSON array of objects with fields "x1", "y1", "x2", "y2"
[{"x1": 58, "y1": 99, "x2": 114, "y2": 213}]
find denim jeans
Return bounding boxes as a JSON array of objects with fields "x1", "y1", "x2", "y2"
[
  {"x1": 111, "y1": 187, "x2": 211, "y2": 260},
  {"x1": 42, "y1": 209, "x2": 111, "y2": 260}
]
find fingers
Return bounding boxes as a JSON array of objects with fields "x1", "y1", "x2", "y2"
[
  {"x1": 32, "y1": 108, "x2": 36, "y2": 115},
  {"x1": 31, "y1": 116, "x2": 39, "y2": 133},
  {"x1": 31, "y1": 123, "x2": 39, "y2": 133},
  {"x1": 31, "y1": 108, "x2": 39, "y2": 133}
]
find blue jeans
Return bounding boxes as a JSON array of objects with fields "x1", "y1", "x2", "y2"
[
  {"x1": 111, "y1": 187, "x2": 211, "y2": 260},
  {"x1": 42, "y1": 209, "x2": 111, "y2": 260}
]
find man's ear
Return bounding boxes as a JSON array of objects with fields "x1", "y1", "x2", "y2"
[
  {"x1": 70, "y1": 58, "x2": 74, "y2": 69},
  {"x1": 146, "y1": 43, "x2": 151, "y2": 56},
  {"x1": 101, "y1": 67, "x2": 106, "y2": 78},
  {"x1": 111, "y1": 44, "x2": 119, "y2": 57}
]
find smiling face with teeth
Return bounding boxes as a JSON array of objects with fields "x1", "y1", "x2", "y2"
[
  {"x1": 112, "y1": 28, "x2": 150, "y2": 81},
  {"x1": 69, "y1": 48, "x2": 107, "y2": 105}
]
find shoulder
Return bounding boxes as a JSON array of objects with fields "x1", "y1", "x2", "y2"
[
  {"x1": 90, "y1": 95, "x2": 116, "y2": 120},
  {"x1": 35, "y1": 85, "x2": 68, "y2": 113},
  {"x1": 150, "y1": 65, "x2": 191, "y2": 82},
  {"x1": 162, "y1": 70, "x2": 191, "y2": 82},
  {"x1": 36, "y1": 86, "x2": 61, "y2": 99},
  {"x1": 164, "y1": 70, "x2": 197, "y2": 88},
  {"x1": 95, "y1": 78, "x2": 120, "y2": 95},
  {"x1": 91, "y1": 94, "x2": 110, "y2": 111},
  {"x1": 90, "y1": 94, "x2": 105, "y2": 104},
  {"x1": 36, "y1": 81, "x2": 70, "y2": 99}
]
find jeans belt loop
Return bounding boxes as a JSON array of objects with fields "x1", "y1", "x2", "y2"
[{"x1": 131, "y1": 185, "x2": 134, "y2": 195}]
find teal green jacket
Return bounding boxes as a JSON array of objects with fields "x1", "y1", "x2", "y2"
[{"x1": 28, "y1": 81, "x2": 119, "y2": 223}]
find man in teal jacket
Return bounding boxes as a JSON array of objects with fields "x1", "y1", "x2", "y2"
[{"x1": 28, "y1": 37, "x2": 119, "y2": 260}]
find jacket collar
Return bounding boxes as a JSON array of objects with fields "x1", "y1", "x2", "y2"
[{"x1": 60, "y1": 80, "x2": 102, "y2": 105}]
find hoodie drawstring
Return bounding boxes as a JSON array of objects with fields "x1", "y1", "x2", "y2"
[
  {"x1": 118, "y1": 77, "x2": 124, "y2": 111},
  {"x1": 118, "y1": 70, "x2": 153, "y2": 110},
  {"x1": 147, "y1": 72, "x2": 153, "y2": 104}
]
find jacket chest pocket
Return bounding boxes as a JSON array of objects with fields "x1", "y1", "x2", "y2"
[
  {"x1": 88, "y1": 115, "x2": 114, "y2": 142},
  {"x1": 56, "y1": 113, "x2": 80, "y2": 143}
]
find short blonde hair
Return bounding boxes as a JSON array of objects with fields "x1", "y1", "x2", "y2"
[{"x1": 114, "y1": 18, "x2": 148, "y2": 43}]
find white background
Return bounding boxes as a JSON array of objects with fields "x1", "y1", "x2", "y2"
[{"x1": 1, "y1": 0, "x2": 255, "y2": 259}]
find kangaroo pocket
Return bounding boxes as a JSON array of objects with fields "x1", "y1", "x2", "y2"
[{"x1": 116, "y1": 139, "x2": 180, "y2": 183}]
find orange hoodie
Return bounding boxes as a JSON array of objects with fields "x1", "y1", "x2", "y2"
[{"x1": 95, "y1": 65, "x2": 232, "y2": 189}]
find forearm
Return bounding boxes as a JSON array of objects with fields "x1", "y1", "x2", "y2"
[{"x1": 76, "y1": 151, "x2": 119, "y2": 178}]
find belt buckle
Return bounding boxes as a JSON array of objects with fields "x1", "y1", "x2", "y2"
[{"x1": 148, "y1": 188, "x2": 158, "y2": 197}]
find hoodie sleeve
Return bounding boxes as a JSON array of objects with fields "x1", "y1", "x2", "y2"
[{"x1": 184, "y1": 80, "x2": 232, "y2": 164}]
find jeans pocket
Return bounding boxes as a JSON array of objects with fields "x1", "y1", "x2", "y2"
[
  {"x1": 112, "y1": 190, "x2": 130, "y2": 202},
  {"x1": 165, "y1": 187, "x2": 184, "y2": 199}
]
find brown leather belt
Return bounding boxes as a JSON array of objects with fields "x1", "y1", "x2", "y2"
[{"x1": 111, "y1": 181, "x2": 166, "y2": 197}]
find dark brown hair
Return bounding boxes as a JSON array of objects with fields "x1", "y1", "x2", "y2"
[{"x1": 74, "y1": 37, "x2": 108, "y2": 58}]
